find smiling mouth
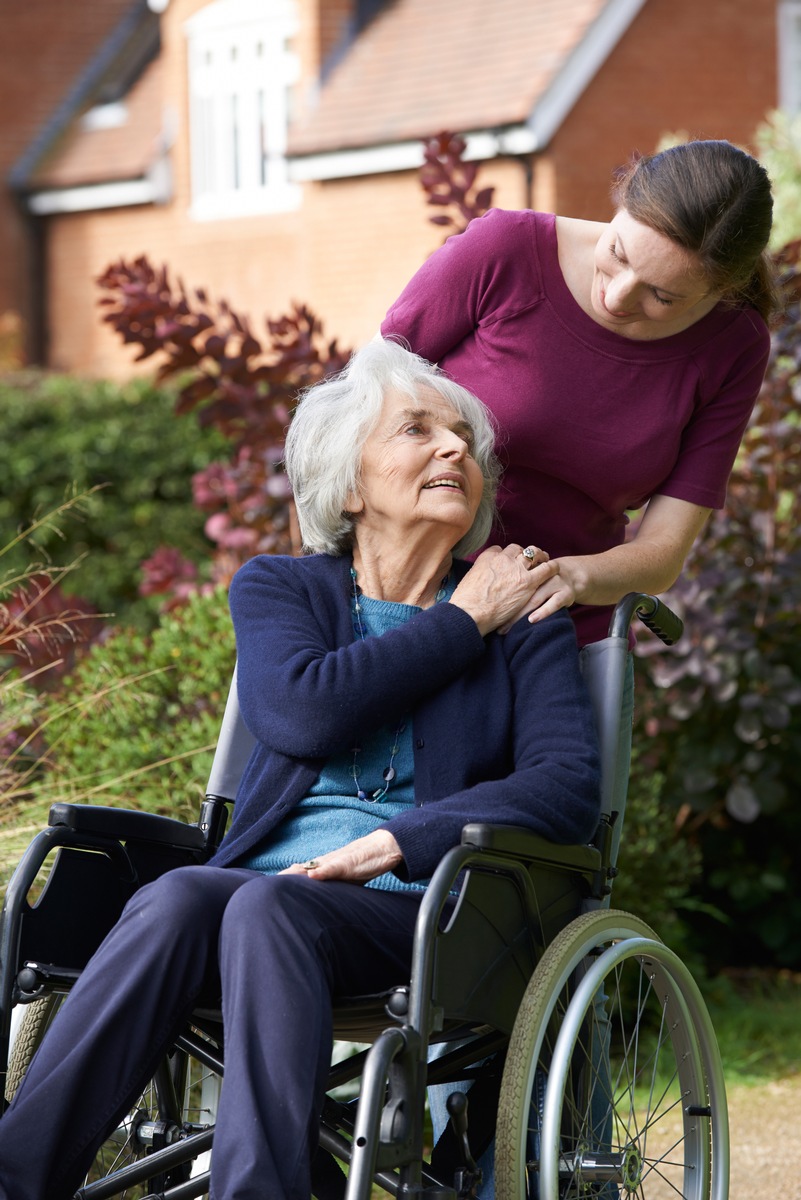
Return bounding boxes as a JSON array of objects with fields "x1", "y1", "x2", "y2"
[{"x1": 422, "y1": 479, "x2": 464, "y2": 491}]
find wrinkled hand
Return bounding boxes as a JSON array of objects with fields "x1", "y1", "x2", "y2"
[
  {"x1": 279, "y1": 829, "x2": 403, "y2": 884},
  {"x1": 450, "y1": 544, "x2": 559, "y2": 636},
  {"x1": 496, "y1": 559, "x2": 579, "y2": 632}
]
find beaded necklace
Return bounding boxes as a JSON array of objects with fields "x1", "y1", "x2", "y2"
[{"x1": 349, "y1": 565, "x2": 448, "y2": 802}]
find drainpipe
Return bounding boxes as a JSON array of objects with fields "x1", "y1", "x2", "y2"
[
  {"x1": 12, "y1": 193, "x2": 48, "y2": 366},
  {"x1": 519, "y1": 154, "x2": 535, "y2": 210}
]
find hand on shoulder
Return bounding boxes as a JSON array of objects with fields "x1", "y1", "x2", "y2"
[{"x1": 450, "y1": 544, "x2": 561, "y2": 636}]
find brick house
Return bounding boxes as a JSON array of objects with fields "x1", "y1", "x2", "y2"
[{"x1": 0, "y1": 0, "x2": 791, "y2": 376}]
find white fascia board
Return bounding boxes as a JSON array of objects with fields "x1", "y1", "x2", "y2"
[
  {"x1": 288, "y1": 125, "x2": 539, "y2": 182},
  {"x1": 526, "y1": 0, "x2": 647, "y2": 146},
  {"x1": 26, "y1": 177, "x2": 160, "y2": 215}
]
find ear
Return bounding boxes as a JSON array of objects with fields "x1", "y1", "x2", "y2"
[{"x1": 343, "y1": 488, "x2": 365, "y2": 516}]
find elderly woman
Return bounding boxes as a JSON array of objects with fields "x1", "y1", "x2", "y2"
[{"x1": 0, "y1": 339, "x2": 600, "y2": 1200}]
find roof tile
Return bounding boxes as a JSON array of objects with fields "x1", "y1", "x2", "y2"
[
  {"x1": 289, "y1": 0, "x2": 609, "y2": 153},
  {"x1": 30, "y1": 56, "x2": 164, "y2": 189}
]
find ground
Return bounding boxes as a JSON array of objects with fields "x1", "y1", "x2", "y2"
[{"x1": 728, "y1": 1074, "x2": 801, "y2": 1198}]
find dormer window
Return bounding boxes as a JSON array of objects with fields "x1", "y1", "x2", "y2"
[
  {"x1": 185, "y1": 0, "x2": 300, "y2": 220},
  {"x1": 81, "y1": 102, "x2": 129, "y2": 132}
]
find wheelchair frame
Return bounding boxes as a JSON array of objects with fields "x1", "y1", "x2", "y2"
[{"x1": 0, "y1": 593, "x2": 729, "y2": 1200}]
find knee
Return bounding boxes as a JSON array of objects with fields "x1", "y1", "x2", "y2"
[
  {"x1": 220, "y1": 875, "x2": 325, "y2": 953},
  {"x1": 122, "y1": 867, "x2": 219, "y2": 937}
]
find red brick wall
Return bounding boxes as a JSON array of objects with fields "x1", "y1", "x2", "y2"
[
  {"x1": 549, "y1": 0, "x2": 778, "y2": 219},
  {"x1": 0, "y1": 0, "x2": 134, "y2": 357}
]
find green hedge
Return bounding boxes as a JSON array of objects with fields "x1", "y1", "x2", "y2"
[
  {"x1": 0, "y1": 372, "x2": 228, "y2": 623},
  {"x1": 31, "y1": 587, "x2": 236, "y2": 823}
]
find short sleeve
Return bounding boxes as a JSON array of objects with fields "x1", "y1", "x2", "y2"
[
  {"x1": 381, "y1": 209, "x2": 543, "y2": 363},
  {"x1": 655, "y1": 312, "x2": 771, "y2": 509}
]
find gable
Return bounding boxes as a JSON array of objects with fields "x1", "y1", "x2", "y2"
[{"x1": 288, "y1": 0, "x2": 647, "y2": 177}]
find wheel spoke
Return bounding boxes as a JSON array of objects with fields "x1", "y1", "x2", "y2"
[{"x1": 495, "y1": 909, "x2": 724, "y2": 1200}]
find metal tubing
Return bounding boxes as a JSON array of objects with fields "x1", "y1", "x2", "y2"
[
  {"x1": 346, "y1": 1027, "x2": 408, "y2": 1200},
  {"x1": 74, "y1": 1127, "x2": 214, "y2": 1199}
]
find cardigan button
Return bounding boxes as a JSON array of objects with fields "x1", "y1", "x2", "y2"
[{"x1": 415, "y1": 738, "x2": 425, "y2": 748}]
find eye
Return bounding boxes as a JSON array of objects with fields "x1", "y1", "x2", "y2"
[
  {"x1": 651, "y1": 290, "x2": 674, "y2": 307},
  {"x1": 610, "y1": 244, "x2": 622, "y2": 262},
  {"x1": 403, "y1": 421, "x2": 426, "y2": 437}
]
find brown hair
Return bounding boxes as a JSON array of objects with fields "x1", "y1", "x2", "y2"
[{"x1": 613, "y1": 140, "x2": 781, "y2": 322}]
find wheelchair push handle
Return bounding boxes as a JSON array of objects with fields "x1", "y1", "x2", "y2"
[{"x1": 609, "y1": 592, "x2": 683, "y2": 646}]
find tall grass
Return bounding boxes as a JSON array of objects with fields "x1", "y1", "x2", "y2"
[
  {"x1": 1, "y1": 496, "x2": 101, "y2": 824},
  {"x1": 705, "y1": 970, "x2": 801, "y2": 1084}
]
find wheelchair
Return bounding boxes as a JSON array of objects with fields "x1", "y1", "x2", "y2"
[{"x1": 0, "y1": 592, "x2": 728, "y2": 1200}]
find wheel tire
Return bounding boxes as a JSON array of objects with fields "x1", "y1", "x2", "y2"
[
  {"x1": 5, "y1": 994, "x2": 63, "y2": 1103},
  {"x1": 495, "y1": 909, "x2": 727, "y2": 1200},
  {"x1": 6, "y1": 997, "x2": 219, "y2": 1199}
]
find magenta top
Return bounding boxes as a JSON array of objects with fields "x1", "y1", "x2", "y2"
[{"x1": 381, "y1": 209, "x2": 770, "y2": 644}]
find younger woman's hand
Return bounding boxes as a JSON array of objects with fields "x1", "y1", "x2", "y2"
[
  {"x1": 279, "y1": 829, "x2": 403, "y2": 884},
  {"x1": 497, "y1": 561, "x2": 579, "y2": 632},
  {"x1": 450, "y1": 544, "x2": 558, "y2": 636}
]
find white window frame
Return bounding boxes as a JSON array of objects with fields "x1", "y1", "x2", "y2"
[
  {"x1": 185, "y1": 0, "x2": 300, "y2": 220},
  {"x1": 778, "y1": 1, "x2": 801, "y2": 113}
]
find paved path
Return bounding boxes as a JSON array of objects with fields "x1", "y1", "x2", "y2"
[{"x1": 729, "y1": 1074, "x2": 801, "y2": 1198}]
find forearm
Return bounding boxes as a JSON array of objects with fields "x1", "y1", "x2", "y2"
[
  {"x1": 556, "y1": 539, "x2": 687, "y2": 608},
  {"x1": 526, "y1": 496, "x2": 711, "y2": 624}
]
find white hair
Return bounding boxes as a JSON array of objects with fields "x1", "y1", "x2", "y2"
[{"x1": 284, "y1": 338, "x2": 500, "y2": 556}]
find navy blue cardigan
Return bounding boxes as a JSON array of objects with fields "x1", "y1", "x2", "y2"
[{"x1": 211, "y1": 554, "x2": 601, "y2": 880}]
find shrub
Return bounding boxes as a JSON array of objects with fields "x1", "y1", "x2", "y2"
[
  {"x1": 612, "y1": 750, "x2": 702, "y2": 958},
  {"x1": 0, "y1": 373, "x2": 229, "y2": 623},
  {"x1": 96, "y1": 261, "x2": 350, "y2": 590},
  {"x1": 631, "y1": 256, "x2": 801, "y2": 969},
  {"x1": 1, "y1": 499, "x2": 106, "y2": 842},
  {"x1": 755, "y1": 110, "x2": 801, "y2": 250},
  {"x1": 28, "y1": 587, "x2": 236, "y2": 824}
]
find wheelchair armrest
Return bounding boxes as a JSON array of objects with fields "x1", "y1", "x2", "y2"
[
  {"x1": 460, "y1": 824, "x2": 601, "y2": 874},
  {"x1": 48, "y1": 803, "x2": 207, "y2": 852}
]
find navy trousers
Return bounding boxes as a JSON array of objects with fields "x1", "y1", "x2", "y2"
[{"x1": 0, "y1": 867, "x2": 425, "y2": 1200}]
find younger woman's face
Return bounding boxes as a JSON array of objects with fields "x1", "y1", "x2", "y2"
[{"x1": 591, "y1": 209, "x2": 720, "y2": 339}]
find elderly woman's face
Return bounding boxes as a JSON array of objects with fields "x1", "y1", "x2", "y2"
[{"x1": 349, "y1": 387, "x2": 484, "y2": 544}]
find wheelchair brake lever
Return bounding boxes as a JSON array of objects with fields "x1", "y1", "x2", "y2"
[{"x1": 445, "y1": 1091, "x2": 482, "y2": 1200}]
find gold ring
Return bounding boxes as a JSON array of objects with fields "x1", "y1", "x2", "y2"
[{"x1": 522, "y1": 546, "x2": 537, "y2": 562}]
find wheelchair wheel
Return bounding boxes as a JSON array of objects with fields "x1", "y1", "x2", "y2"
[
  {"x1": 5, "y1": 994, "x2": 62, "y2": 1102},
  {"x1": 6, "y1": 997, "x2": 220, "y2": 1199},
  {"x1": 495, "y1": 909, "x2": 727, "y2": 1200}
]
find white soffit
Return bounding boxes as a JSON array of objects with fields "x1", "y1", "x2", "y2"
[
  {"x1": 27, "y1": 176, "x2": 163, "y2": 215},
  {"x1": 288, "y1": 127, "x2": 538, "y2": 182}
]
